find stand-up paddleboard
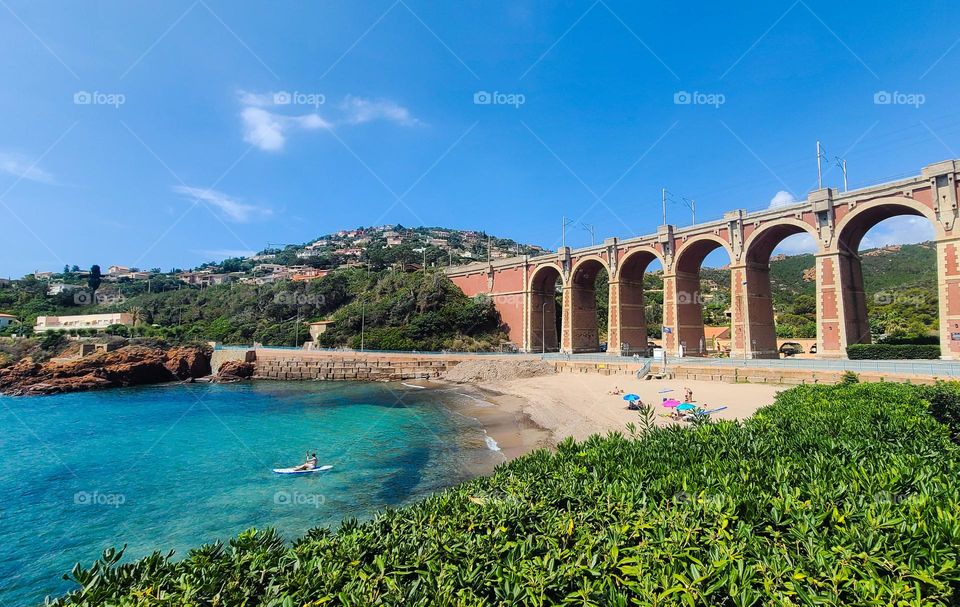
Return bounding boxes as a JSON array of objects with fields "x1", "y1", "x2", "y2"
[{"x1": 272, "y1": 465, "x2": 333, "y2": 475}]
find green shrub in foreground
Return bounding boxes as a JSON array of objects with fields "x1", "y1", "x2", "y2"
[
  {"x1": 846, "y1": 343, "x2": 941, "y2": 359},
  {"x1": 52, "y1": 383, "x2": 960, "y2": 606}
]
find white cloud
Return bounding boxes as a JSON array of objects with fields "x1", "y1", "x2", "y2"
[
  {"x1": 340, "y1": 96, "x2": 419, "y2": 126},
  {"x1": 237, "y1": 90, "x2": 418, "y2": 152},
  {"x1": 768, "y1": 190, "x2": 797, "y2": 208},
  {"x1": 240, "y1": 106, "x2": 331, "y2": 152},
  {"x1": 0, "y1": 152, "x2": 55, "y2": 183},
  {"x1": 860, "y1": 216, "x2": 934, "y2": 249},
  {"x1": 172, "y1": 185, "x2": 271, "y2": 223}
]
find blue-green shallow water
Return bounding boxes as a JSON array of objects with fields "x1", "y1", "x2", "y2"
[{"x1": 0, "y1": 381, "x2": 500, "y2": 606}]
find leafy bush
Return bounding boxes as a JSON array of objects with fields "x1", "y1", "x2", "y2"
[
  {"x1": 919, "y1": 382, "x2": 960, "y2": 442},
  {"x1": 840, "y1": 370, "x2": 859, "y2": 384},
  {"x1": 52, "y1": 383, "x2": 960, "y2": 606},
  {"x1": 847, "y1": 343, "x2": 941, "y2": 359}
]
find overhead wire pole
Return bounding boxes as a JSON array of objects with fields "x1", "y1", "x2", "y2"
[
  {"x1": 561, "y1": 216, "x2": 574, "y2": 248},
  {"x1": 661, "y1": 188, "x2": 667, "y2": 225},
  {"x1": 816, "y1": 140, "x2": 823, "y2": 189},
  {"x1": 581, "y1": 222, "x2": 596, "y2": 246},
  {"x1": 817, "y1": 140, "x2": 849, "y2": 192},
  {"x1": 837, "y1": 157, "x2": 848, "y2": 192},
  {"x1": 664, "y1": 189, "x2": 696, "y2": 226}
]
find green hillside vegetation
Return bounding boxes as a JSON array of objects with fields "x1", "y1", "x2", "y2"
[
  {"x1": 0, "y1": 242, "x2": 939, "y2": 349},
  {"x1": 0, "y1": 269, "x2": 507, "y2": 352},
  {"x1": 52, "y1": 382, "x2": 960, "y2": 606}
]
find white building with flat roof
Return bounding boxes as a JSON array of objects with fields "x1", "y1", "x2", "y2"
[{"x1": 34, "y1": 312, "x2": 134, "y2": 333}]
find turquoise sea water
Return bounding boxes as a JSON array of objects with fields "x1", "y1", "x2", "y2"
[{"x1": 0, "y1": 381, "x2": 500, "y2": 606}]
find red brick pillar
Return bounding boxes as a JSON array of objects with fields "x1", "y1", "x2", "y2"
[
  {"x1": 662, "y1": 269, "x2": 707, "y2": 356},
  {"x1": 937, "y1": 238, "x2": 960, "y2": 360},
  {"x1": 607, "y1": 277, "x2": 646, "y2": 355},
  {"x1": 661, "y1": 272, "x2": 678, "y2": 355},
  {"x1": 816, "y1": 250, "x2": 869, "y2": 358},
  {"x1": 567, "y1": 280, "x2": 600, "y2": 353},
  {"x1": 729, "y1": 263, "x2": 779, "y2": 359},
  {"x1": 560, "y1": 281, "x2": 573, "y2": 353}
]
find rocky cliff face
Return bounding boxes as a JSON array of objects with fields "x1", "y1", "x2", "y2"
[{"x1": 0, "y1": 345, "x2": 212, "y2": 396}]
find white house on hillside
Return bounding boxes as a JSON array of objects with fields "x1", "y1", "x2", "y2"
[{"x1": 34, "y1": 312, "x2": 134, "y2": 333}]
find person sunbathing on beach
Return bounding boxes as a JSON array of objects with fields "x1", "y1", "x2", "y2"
[
  {"x1": 684, "y1": 387, "x2": 694, "y2": 402},
  {"x1": 608, "y1": 386, "x2": 624, "y2": 395}
]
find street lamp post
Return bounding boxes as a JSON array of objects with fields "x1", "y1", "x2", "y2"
[{"x1": 541, "y1": 301, "x2": 548, "y2": 354}]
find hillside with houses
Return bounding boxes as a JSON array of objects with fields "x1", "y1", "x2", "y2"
[
  {"x1": 178, "y1": 225, "x2": 550, "y2": 287},
  {"x1": 0, "y1": 234, "x2": 938, "y2": 356}
]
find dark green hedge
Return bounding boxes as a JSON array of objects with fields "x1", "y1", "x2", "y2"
[
  {"x1": 53, "y1": 383, "x2": 960, "y2": 606},
  {"x1": 880, "y1": 334, "x2": 940, "y2": 345},
  {"x1": 847, "y1": 343, "x2": 941, "y2": 359}
]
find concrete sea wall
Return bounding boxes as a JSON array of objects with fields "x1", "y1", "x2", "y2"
[{"x1": 211, "y1": 348, "x2": 946, "y2": 386}]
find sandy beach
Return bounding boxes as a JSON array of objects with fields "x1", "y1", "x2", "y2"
[{"x1": 438, "y1": 368, "x2": 785, "y2": 458}]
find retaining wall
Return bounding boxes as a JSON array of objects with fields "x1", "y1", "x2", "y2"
[
  {"x1": 255, "y1": 351, "x2": 454, "y2": 381},
  {"x1": 554, "y1": 360, "x2": 942, "y2": 386}
]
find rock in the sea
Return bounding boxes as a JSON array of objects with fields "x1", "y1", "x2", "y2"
[
  {"x1": 215, "y1": 360, "x2": 255, "y2": 382},
  {"x1": 0, "y1": 345, "x2": 212, "y2": 396},
  {"x1": 165, "y1": 347, "x2": 212, "y2": 380}
]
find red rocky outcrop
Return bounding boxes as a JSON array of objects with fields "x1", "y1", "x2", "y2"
[
  {"x1": 214, "y1": 360, "x2": 255, "y2": 382},
  {"x1": 0, "y1": 345, "x2": 212, "y2": 396}
]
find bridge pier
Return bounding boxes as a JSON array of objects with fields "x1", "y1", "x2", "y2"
[
  {"x1": 729, "y1": 263, "x2": 779, "y2": 359},
  {"x1": 938, "y1": 237, "x2": 960, "y2": 360},
  {"x1": 606, "y1": 277, "x2": 647, "y2": 356}
]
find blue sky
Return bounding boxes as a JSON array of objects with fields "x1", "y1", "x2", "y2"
[{"x1": 1, "y1": 0, "x2": 958, "y2": 277}]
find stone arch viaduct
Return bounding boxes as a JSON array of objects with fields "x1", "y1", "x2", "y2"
[{"x1": 445, "y1": 160, "x2": 960, "y2": 359}]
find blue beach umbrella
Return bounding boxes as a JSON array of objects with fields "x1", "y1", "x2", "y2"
[
  {"x1": 623, "y1": 394, "x2": 641, "y2": 402},
  {"x1": 676, "y1": 403, "x2": 696, "y2": 412}
]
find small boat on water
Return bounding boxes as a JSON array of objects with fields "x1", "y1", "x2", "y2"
[{"x1": 273, "y1": 464, "x2": 333, "y2": 475}]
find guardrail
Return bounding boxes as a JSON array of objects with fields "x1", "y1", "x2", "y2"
[
  {"x1": 212, "y1": 344, "x2": 960, "y2": 376},
  {"x1": 212, "y1": 344, "x2": 527, "y2": 356}
]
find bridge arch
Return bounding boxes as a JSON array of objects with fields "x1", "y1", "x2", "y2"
[
  {"x1": 614, "y1": 246, "x2": 666, "y2": 282},
  {"x1": 828, "y1": 196, "x2": 942, "y2": 353},
  {"x1": 528, "y1": 263, "x2": 564, "y2": 353},
  {"x1": 743, "y1": 218, "x2": 822, "y2": 264},
  {"x1": 669, "y1": 235, "x2": 735, "y2": 356},
  {"x1": 610, "y1": 247, "x2": 664, "y2": 355},
  {"x1": 741, "y1": 218, "x2": 823, "y2": 358},
  {"x1": 835, "y1": 196, "x2": 941, "y2": 253},
  {"x1": 674, "y1": 234, "x2": 736, "y2": 274},
  {"x1": 568, "y1": 256, "x2": 610, "y2": 353}
]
